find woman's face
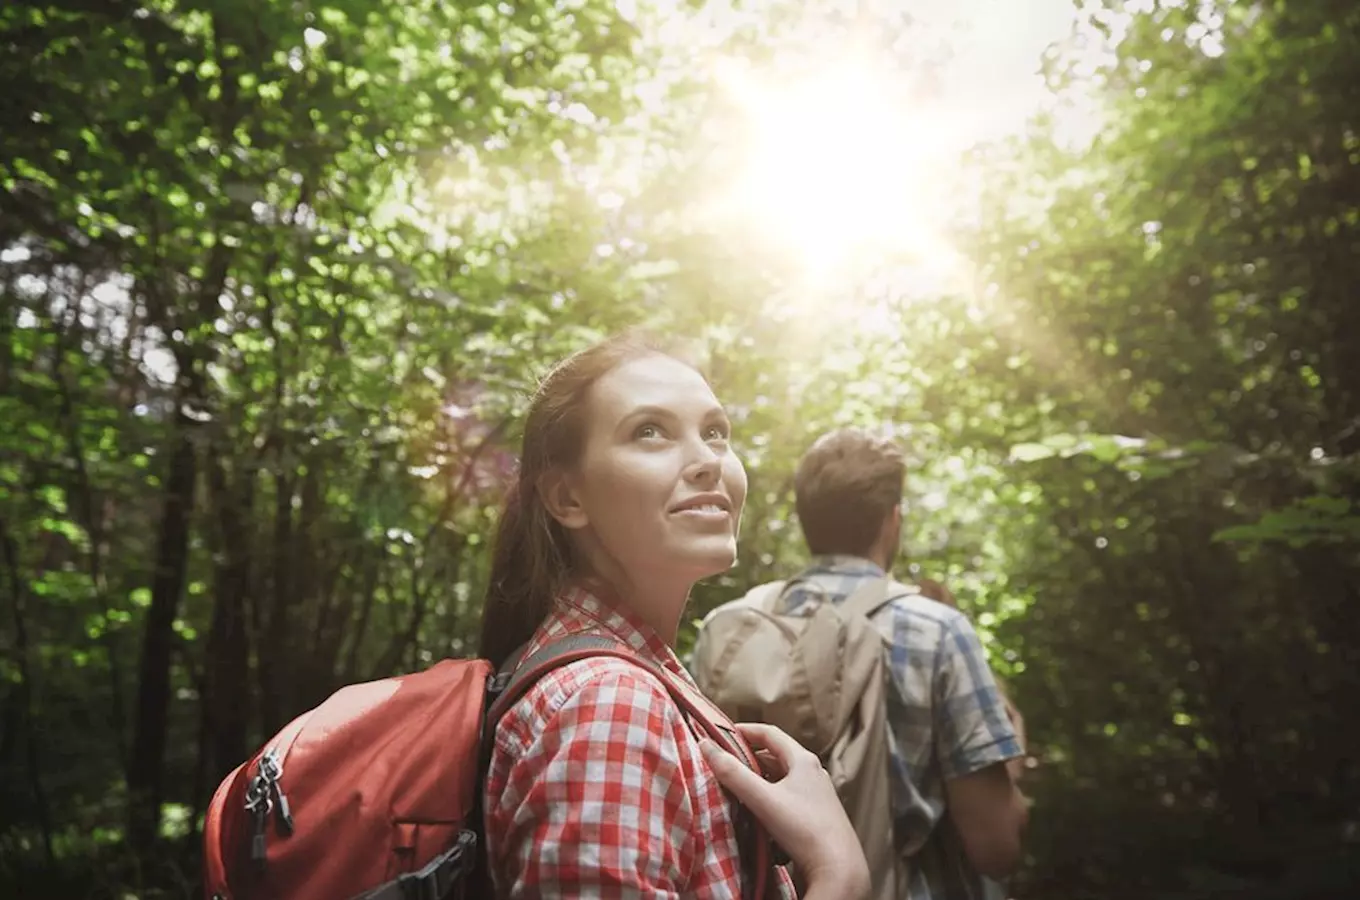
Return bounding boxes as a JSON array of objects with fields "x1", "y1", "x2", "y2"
[{"x1": 546, "y1": 353, "x2": 748, "y2": 589}]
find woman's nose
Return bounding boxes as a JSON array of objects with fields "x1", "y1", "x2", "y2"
[{"x1": 684, "y1": 440, "x2": 722, "y2": 484}]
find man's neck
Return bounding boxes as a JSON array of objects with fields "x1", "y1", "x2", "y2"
[{"x1": 810, "y1": 552, "x2": 888, "y2": 575}]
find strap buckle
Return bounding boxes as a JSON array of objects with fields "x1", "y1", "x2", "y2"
[{"x1": 396, "y1": 830, "x2": 477, "y2": 900}]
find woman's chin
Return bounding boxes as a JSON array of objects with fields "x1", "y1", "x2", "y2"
[{"x1": 680, "y1": 542, "x2": 739, "y2": 580}]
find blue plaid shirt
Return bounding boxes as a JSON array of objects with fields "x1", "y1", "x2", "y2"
[{"x1": 776, "y1": 555, "x2": 1022, "y2": 900}]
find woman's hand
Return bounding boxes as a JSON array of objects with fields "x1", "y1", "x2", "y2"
[{"x1": 701, "y1": 723, "x2": 870, "y2": 900}]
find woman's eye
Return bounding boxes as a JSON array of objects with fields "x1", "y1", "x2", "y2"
[
  {"x1": 704, "y1": 424, "x2": 730, "y2": 441},
  {"x1": 634, "y1": 423, "x2": 663, "y2": 440}
]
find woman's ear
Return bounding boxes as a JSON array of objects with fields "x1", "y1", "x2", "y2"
[{"x1": 538, "y1": 467, "x2": 589, "y2": 530}]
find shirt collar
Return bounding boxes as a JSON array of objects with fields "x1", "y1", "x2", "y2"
[
  {"x1": 805, "y1": 553, "x2": 887, "y2": 579},
  {"x1": 553, "y1": 584, "x2": 682, "y2": 672}
]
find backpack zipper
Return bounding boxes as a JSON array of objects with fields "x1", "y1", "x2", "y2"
[{"x1": 244, "y1": 747, "x2": 294, "y2": 865}]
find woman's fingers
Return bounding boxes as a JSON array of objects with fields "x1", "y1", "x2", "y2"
[
  {"x1": 701, "y1": 726, "x2": 869, "y2": 900},
  {"x1": 734, "y1": 722, "x2": 819, "y2": 772},
  {"x1": 700, "y1": 740, "x2": 774, "y2": 812},
  {"x1": 753, "y1": 748, "x2": 787, "y2": 779},
  {"x1": 733, "y1": 722, "x2": 803, "y2": 758},
  {"x1": 731, "y1": 722, "x2": 794, "y2": 751}
]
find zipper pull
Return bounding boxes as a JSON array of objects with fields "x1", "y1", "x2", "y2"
[
  {"x1": 251, "y1": 821, "x2": 268, "y2": 863},
  {"x1": 271, "y1": 781, "x2": 294, "y2": 835},
  {"x1": 244, "y1": 754, "x2": 275, "y2": 866},
  {"x1": 247, "y1": 789, "x2": 269, "y2": 864},
  {"x1": 257, "y1": 748, "x2": 295, "y2": 836}
]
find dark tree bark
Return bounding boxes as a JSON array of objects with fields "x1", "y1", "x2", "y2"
[
  {"x1": 51, "y1": 300, "x2": 129, "y2": 770},
  {"x1": 0, "y1": 517, "x2": 54, "y2": 864},
  {"x1": 125, "y1": 418, "x2": 197, "y2": 854},
  {"x1": 342, "y1": 551, "x2": 381, "y2": 683},
  {"x1": 202, "y1": 452, "x2": 254, "y2": 787},
  {"x1": 256, "y1": 467, "x2": 294, "y2": 735}
]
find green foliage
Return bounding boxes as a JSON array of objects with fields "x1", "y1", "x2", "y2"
[
  {"x1": 1214, "y1": 495, "x2": 1360, "y2": 546},
  {"x1": 4, "y1": 0, "x2": 1360, "y2": 897},
  {"x1": 958, "y1": 0, "x2": 1360, "y2": 894}
]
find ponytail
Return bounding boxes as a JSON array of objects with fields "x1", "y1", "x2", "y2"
[{"x1": 478, "y1": 478, "x2": 571, "y2": 670}]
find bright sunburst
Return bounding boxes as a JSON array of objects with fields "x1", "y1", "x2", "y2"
[{"x1": 711, "y1": 55, "x2": 959, "y2": 279}]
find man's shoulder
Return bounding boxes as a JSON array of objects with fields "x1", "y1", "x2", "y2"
[
  {"x1": 884, "y1": 582, "x2": 966, "y2": 623},
  {"x1": 875, "y1": 581, "x2": 977, "y2": 652},
  {"x1": 708, "y1": 568, "x2": 972, "y2": 630}
]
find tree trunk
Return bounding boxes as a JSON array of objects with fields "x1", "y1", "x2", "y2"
[
  {"x1": 126, "y1": 423, "x2": 197, "y2": 854},
  {"x1": 0, "y1": 518, "x2": 54, "y2": 864},
  {"x1": 52, "y1": 319, "x2": 129, "y2": 770},
  {"x1": 202, "y1": 453, "x2": 253, "y2": 786},
  {"x1": 342, "y1": 551, "x2": 381, "y2": 682},
  {"x1": 256, "y1": 468, "x2": 293, "y2": 735}
]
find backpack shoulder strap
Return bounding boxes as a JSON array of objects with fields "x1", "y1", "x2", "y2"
[
  {"x1": 486, "y1": 633, "x2": 621, "y2": 722},
  {"x1": 479, "y1": 634, "x2": 625, "y2": 787},
  {"x1": 840, "y1": 577, "x2": 918, "y2": 620},
  {"x1": 752, "y1": 576, "x2": 836, "y2": 614},
  {"x1": 746, "y1": 580, "x2": 788, "y2": 613},
  {"x1": 482, "y1": 634, "x2": 773, "y2": 900}
]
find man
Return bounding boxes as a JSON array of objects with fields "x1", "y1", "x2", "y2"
[{"x1": 774, "y1": 427, "x2": 1029, "y2": 899}]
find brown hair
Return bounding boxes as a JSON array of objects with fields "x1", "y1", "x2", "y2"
[
  {"x1": 793, "y1": 427, "x2": 905, "y2": 557},
  {"x1": 916, "y1": 578, "x2": 957, "y2": 608},
  {"x1": 477, "y1": 332, "x2": 692, "y2": 669}
]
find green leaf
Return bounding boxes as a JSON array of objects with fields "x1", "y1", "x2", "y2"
[{"x1": 1009, "y1": 442, "x2": 1057, "y2": 463}]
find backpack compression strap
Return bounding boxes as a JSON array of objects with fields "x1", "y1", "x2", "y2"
[
  {"x1": 483, "y1": 635, "x2": 775, "y2": 900},
  {"x1": 745, "y1": 580, "x2": 787, "y2": 614},
  {"x1": 755, "y1": 573, "x2": 924, "y2": 622},
  {"x1": 834, "y1": 577, "x2": 922, "y2": 621}
]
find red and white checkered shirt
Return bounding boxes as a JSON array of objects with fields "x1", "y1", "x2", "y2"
[{"x1": 485, "y1": 586, "x2": 798, "y2": 899}]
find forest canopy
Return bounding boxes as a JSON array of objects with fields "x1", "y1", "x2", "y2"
[{"x1": 3, "y1": 0, "x2": 1359, "y2": 897}]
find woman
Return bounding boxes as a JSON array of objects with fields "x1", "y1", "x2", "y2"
[{"x1": 479, "y1": 333, "x2": 869, "y2": 899}]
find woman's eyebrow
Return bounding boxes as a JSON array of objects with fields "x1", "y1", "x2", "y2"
[
  {"x1": 621, "y1": 404, "x2": 675, "y2": 421},
  {"x1": 616, "y1": 405, "x2": 728, "y2": 429},
  {"x1": 617, "y1": 405, "x2": 677, "y2": 429}
]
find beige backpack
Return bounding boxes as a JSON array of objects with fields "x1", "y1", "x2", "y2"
[{"x1": 692, "y1": 577, "x2": 916, "y2": 900}]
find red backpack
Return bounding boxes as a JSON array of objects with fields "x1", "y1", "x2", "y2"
[{"x1": 202, "y1": 634, "x2": 775, "y2": 900}]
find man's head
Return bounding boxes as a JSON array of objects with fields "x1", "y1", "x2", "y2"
[{"x1": 793, "y1": 427, "x2": 906, "y2": 569}]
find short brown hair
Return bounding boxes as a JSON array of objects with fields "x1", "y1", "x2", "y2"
[{"x1": 793, "y1": 428, "x2": 905, "y2": 557}]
